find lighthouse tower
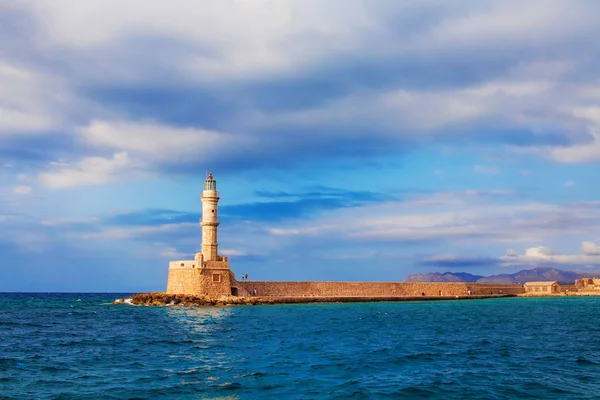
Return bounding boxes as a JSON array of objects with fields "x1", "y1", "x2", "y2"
[
  {"x1": 166, "y1": 172, "x2": 236, "y2": 297},
  {"x1": 201, "y1": 172, "x2": 220, "y2": 261}
]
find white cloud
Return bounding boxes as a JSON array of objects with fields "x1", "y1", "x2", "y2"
[
  {"x1": 0, "y1": 3, "x2": 599, "y2": 155},
  {"x1": 0, "y1": 62, "x2": 69, "y2": 134},
  {"x1": 40, "y1": 217, "x2": 99, "y2": 226},
  {"x1": 219, "y1": 249, "x2": 247, "y2": 256},
  {"x1": 70, "y1": 222, "x2": 196, "y2": 240},
  {"x1": 38, "y1": 152, "x2": 136, "y2": 189},
  {"x1": 500, "y1": 242, "x2": 600, "y2": 266},
  {"x1": 79, "y1": 120, "x2": 254, "y2": 164},
  {"x1": 12, "y1": 0, "x2": 598, "y2": 83},
  {"x1": 12, "y1": 186, "x2": 32, "y2": 195},
  {"x1": 505, "y1": 249, "x2": 518, "y2": 257},
  {"x1": 263, "y1": 191, "x2": 600, "y2": 247},
  {"x1": 14, "y1": 0, "x2": 380, "y2": 82},
  {"x1": 419, "y1": 0, "x2": 592, "y2": 50},
  {"x1": 581, "y1": 241, "x2": 600, "y2": 256},
  {"x1": 158, "y1": 247, "x2": 189, "y2": 259},
  {"x1": 421, "y1": 254, "x2": 486, "y2": 264},
  {"x1": 520, "y1": 110, "x2": 600, "y2": 164},
  {"x1": 525, "y1": 246, "x2": 555, "y2": 257},
  {"x1": 547, "y1": 129, "x2": 600, "y2": 164},
  {"x1": 3, "y1": 0, "x2": 600, "y2": 181},
  {"x1": 564, "y1": 180, "x2": 576, "y2": 187}
]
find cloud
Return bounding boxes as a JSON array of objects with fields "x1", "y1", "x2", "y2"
[
  {"x1": 420, "y1": 241, "x2": 600, "y2": 271},
  {"x1": 564, "y1": 180, "x2": 576, "y2": 187},
  {"x1": 158, "y1": 247, "x2": 189, "y2": 260},
  {"x1": 68, "y1": 222, "x2": 197, "y2": 241},
  {"x1": 0, "y1": 62, "x2": 66, "y2": 134},
  {"x1": 12, "y1": 186, "x2": 32, "y2": 195},
  {"x1": 3, "y1": 0, "x2": 600, "y2": 176},
  {"x1": 38, "y1": 152, "x2": 137, "y2": 188},
  {"x1": 504, "y1": 249, "x2": 518, "y2": 257},
  {"x1": 12, "y1": 0, "x2": 386, "y2": 81},
  {"x1": 261, "y1": 191, "x2": 600, "y2": 247},
  {"x1": 419, "y1": 254, "x2": 500, "y2": 268},
  {"x1": 0, "y1": 0, "x2": 600, "y2": 191},
  {"x1": 80, "y1": 120, "x2": 252, "y2": 163},
  {"x1": 40, "y1": 216, "x2": 100, "y2": 226},
  {"x1": 525, "y1": 246, "x2": 555, "y2": 257},
  {"x1": 581, "y1": 241, "x2": 600, "y2": 256},
  {"x1": 99, "y1": 188, "x2": 390, "y2": 229},
  {"x1": 518, "y1": 118, "x2": 600, "y2": 164},
  {"x1": 500, "y1": 242, "x2": 600, "y2": 267},
  {"x1": 223, "y1": 187, "x2": 392, "y2": 221}
]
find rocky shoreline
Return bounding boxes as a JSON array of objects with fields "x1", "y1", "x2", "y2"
[{"x1": 112, "y1": 292, "x2": 517, "y2": 306}]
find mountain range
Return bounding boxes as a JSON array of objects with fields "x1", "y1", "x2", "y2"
[{"x1": 405, "y1": 267, "x2": 600, "y2": 284}]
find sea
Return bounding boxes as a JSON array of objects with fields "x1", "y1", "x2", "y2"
[{"x1": 1, "y1": 294, "x2": 599, "y2": 399}]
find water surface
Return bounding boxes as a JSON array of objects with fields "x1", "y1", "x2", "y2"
[{"x1": 1, "y1": 294, "x2": 599, "y2": 399}]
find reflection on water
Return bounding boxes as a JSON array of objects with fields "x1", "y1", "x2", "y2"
[
  {"x1": 164, "y1": 305, "x2": 244, "y2": 380},
  {"x1": 166, "y1": 306, "x2": 235, "y2": 333}
]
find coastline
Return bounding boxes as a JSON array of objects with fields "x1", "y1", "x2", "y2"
[{"x1": 113, "y1": 292, "x2": 519, "y2": 306}]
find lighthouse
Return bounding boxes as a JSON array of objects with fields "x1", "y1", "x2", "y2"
[
  {"x1": 166, "y1": 172, "x2": 235, "y2": 297},
  {"x1": 201, "y1": 172, "x2": 220, "y2": 261}
]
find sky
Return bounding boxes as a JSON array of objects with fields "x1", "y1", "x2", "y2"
[{"x1": 2, "y1": 0, "x2": 600, "y2": 292}]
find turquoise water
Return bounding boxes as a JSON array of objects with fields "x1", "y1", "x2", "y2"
[{"x1": 1, "y1": 294, "x2": 599, "y2": 399}]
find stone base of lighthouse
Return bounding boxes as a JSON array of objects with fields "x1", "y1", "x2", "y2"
[{"x1": 166, "y1": 253, "x2": 239, "y2": 297}]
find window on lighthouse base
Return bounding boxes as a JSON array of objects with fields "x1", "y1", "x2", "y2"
[{"x1": 212, "y1": 273, "x2": 222, "y2": 283}]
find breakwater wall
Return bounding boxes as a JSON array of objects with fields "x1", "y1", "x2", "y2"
[
  {"x1": 236, "y1": 281, "x2": 524, "y2": 297},
  {"x1": 119, "y1": 292, "x2": 517, "y2": 307}
]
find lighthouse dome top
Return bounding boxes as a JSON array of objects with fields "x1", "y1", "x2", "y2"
[{"x1": 204, "y1": 172, "x2": 217, "y2": 191}]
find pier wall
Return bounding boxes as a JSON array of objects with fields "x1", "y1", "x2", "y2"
[
  {"x1": 465, "y1": 284, "x2": 525, "y2": 295},
  {"x1": 236, "y1": 281, "x2": 524, "y2": 297},
  {"x1": 167, "y1": 269, "x2": 525, "y2": 298}
]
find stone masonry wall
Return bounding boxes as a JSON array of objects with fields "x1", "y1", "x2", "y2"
[
  {"x1": 167, "y1": 264, "x2": 234, "y2": 297},
  {"x1": 466, "y1": 284, "x2": 524, "y2": 295},
  {"x1": 168, "y1": 271, "x2": 525, "y2": 298},
  {"x1": 167, "y1": 267, "x2": 204, "y2": 295},
  {"x1": 235, "y1": 281, "x2": 524, "y2": 297}
]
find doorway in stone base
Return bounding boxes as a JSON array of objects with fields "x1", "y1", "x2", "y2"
[{"x1": 231, "y1": 287, "x2": 239, "y2": 296}]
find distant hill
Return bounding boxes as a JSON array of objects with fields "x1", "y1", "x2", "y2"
[
  {"x1": 405, "y1": 271, "x2": 484, "y2": 283},
  {"x1": 406, "y1": 267, "x2": 599, "y2": 284}
]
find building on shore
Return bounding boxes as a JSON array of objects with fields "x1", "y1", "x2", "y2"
[
  {"x1": 523, "y1": 281, "x2": 561, "y2": 294},
  {"x1": 575, "y1": 278, "x2": 600, "y2": 292}
]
